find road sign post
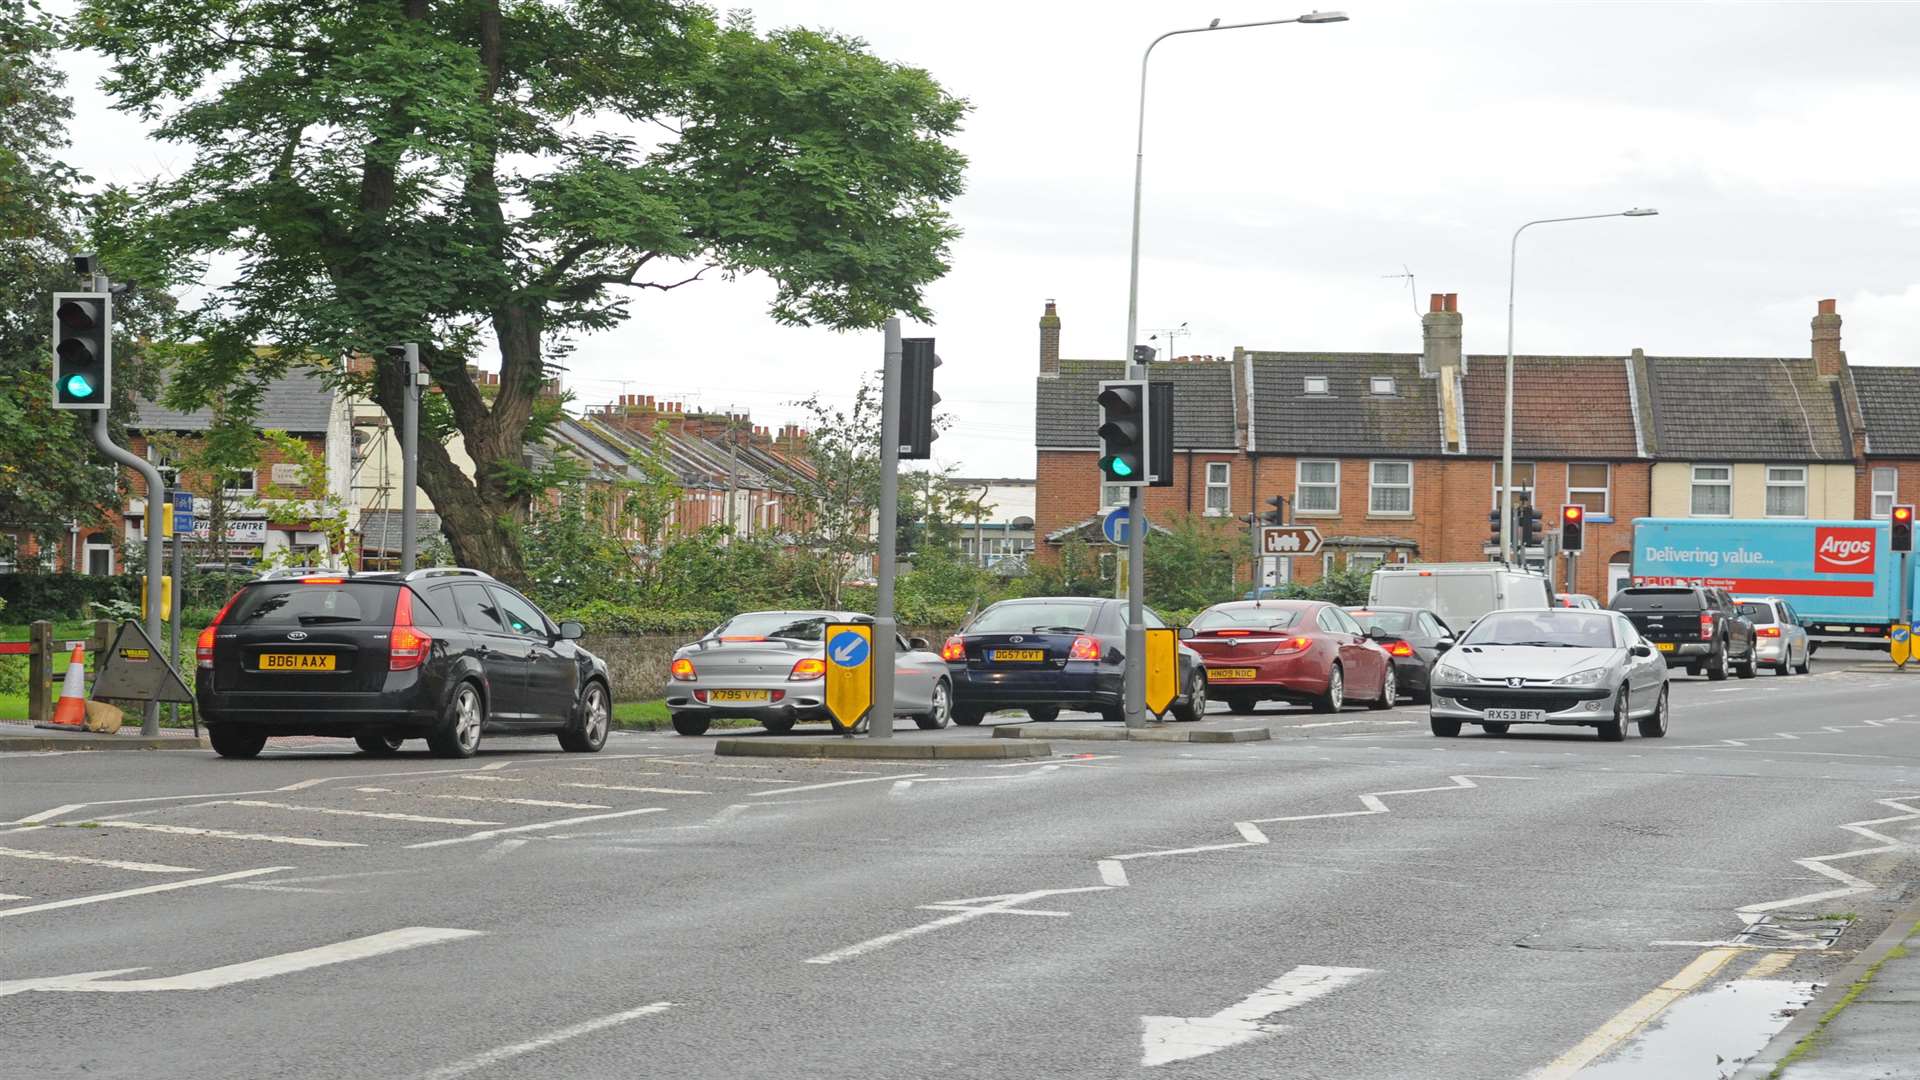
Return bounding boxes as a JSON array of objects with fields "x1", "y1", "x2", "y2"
[
  {"x1": 869, "y1": 319, "x2": 906, "y2": 739},
  {"x1": 1143, "y1": 627, "x2": 1177, "y2": 718},
  {"x1": 823, "y1": 623, "x2": 874, "y2": 734}
]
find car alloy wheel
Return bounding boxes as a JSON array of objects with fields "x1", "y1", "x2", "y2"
[
  {"x1": 915, "y1": 680, "x2": 953, "y2": 730},
  {"x1": 1368, "y1": 666, "x2": 1396, "y2": 710},
  {"x1": 1598, "y1": 686, "x2": 1627, "y2": 741},
  {"x1": 1637, "y1": 685, "x2": 1670, "y2": 738},
  {"x1": 1313, "y1": 665, "x2": 1344, "y2": 713},
  {"x1": 560, "y1": 682, "x2": 610, "y2": 752},
  {"x1": 454, "y1": 685, "x2": 484, "y2": 753}
]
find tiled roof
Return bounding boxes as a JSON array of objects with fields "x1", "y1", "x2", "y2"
[
  {"x1": 1853, "y1": 367, "x2": 1920, "y2": 457},
  {"x1": 136, "y1": 368, "x2": 336, "y2": 433},
  {"x1": 1461, "y1": 355, "x2": 1640, "y2": 458},
  {"x1": 1644, "y1": 357, "x2": 1851, "y2": 461},
  {"x1": 1035, "y1": 359, "x2": 1239, "y2": 449},
  {"x1": 1246, "y1": 353, "x2": 1441, "y2": 455},
  {"x1": 358, "y1": 509, "x2": 442, "y2": 552}
]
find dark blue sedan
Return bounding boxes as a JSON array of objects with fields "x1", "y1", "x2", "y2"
[{"x1": 942, "y1": 596, "x2": 1207, "y2": 724}]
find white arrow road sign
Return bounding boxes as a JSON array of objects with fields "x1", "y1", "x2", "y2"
[
  {"x1": 0, "y1": 927, "x2": 480, "y2": 996},
  {"x1": 1140, "y1": 964, "x2": 1374, "y2": 1067}
]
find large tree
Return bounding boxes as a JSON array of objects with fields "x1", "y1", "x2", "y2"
[{"x1": 77, "y1": 0, "x2": 968, "y2": 584}]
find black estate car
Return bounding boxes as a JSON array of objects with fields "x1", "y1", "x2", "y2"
[{"x1": 195, "y1": 568, "x2": 612, "y2": 759}]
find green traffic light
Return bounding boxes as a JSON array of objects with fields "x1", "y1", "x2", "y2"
[
  {"x1": 65, "y1": 373, "x2": 96, "y2": 398},
  {"x1": 1100, "y1": 455, "x2": 1136, "y2": 479}
]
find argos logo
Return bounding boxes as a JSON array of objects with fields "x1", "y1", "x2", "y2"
[{"x1": 1815, "y1": 527, "x2": 1877, "y2": 574}]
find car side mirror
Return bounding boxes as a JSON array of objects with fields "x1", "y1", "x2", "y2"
[
  {"x1": 1365, "y1": 627, "x2": 1389, "y2": 640},
  {"x1": 1178, "y1": 626, "x2": 1195, "y2": 640},
  {"x1": 557, "y1": 620, "x2": 584, "y2": 640},
  {"x1": 1631, "y1": 643, "x2": 1653, "y2": 658},
  {"x1": 1436, "y1": 638, "x2": 1455, "y2": 652},
  {"x1": 909, "y1": 636, "x2": 929, "y2": 650}
]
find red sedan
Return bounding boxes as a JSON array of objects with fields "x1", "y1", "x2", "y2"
[{"x1": 1186, "y1": 600, "x2": 1396, "y2": 714}]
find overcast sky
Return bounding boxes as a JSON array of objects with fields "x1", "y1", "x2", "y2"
[{"x1": 55, "y1": 0, "x2": 1920, "y2": 478}]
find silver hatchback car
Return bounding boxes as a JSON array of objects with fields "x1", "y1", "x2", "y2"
[
  {"x1": 1428, "y1": 609, "x2": 1670, "y2": 741},
  {"x1": 664, "y1": 610, "x2": 952, "y2": 736},
  {"x1": 1734, "y1": 596, "x2": 1813, "y2": 675}
]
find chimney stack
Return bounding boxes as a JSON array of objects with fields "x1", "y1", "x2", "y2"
[
  {"x1": 1812, "y1": 298, "x2": 1844, "y2": 378},
  {"x1": 1420, "y1": 292, "x2": 1462, "y2": 377},
  {"x1": 1039, "y1": 299, "x2": 1061, "y2": 376}
]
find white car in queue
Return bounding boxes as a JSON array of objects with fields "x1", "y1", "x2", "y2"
[{"x1": 1427, "y1": 608, "x2": 1670, "y2": 741}]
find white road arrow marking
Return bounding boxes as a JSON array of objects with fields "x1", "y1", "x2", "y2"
[
  {"x1": 1140, "y1": 965, "x2": 1374, "y2": 1067},
  {"x1": 832, "y1": 639, "x2": 861, "y2": 663},
  {"x1": 0, "y1": 927, "x2": 481, "y2": 996}
]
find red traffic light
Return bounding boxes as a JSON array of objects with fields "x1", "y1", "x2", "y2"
[{"x1": 1563, "y1": 506, "x2": 1583, "y2": 522}]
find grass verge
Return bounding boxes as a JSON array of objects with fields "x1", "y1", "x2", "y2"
[
  {"x1": 1770, "y1": 924, "x2": 1917, "y2": 1077},
  {"x1": 611, "y1": 699, "x2": 757, "y2": 732}
]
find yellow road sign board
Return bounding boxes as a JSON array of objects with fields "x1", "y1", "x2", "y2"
[
  {"x1": 1892, "y1": 623, "x2": 1911, "y2": 667},
  {"x1": 823, "y1": 622, "x2": 874, "y2": 732},
  {"x1": 1144, "y1": 627, "x2": 1178, "y2": 717}
]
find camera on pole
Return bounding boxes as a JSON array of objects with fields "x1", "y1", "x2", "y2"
[
  {"x1": 898, "y1": 337, "x2": 940, "y2": 461},
  {"x1": 52, "y1": 292, "x2": 112, "y2": 409},
  {"x1": 1096, "y1": 379, "x2": 1148, "y2": 485}
]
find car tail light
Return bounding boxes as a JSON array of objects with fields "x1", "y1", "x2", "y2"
[
  {"x1": 1385, "y1": 639, "x2": 1415, "y2": 657},
  {"x1": 719, "y1": 635, "x2": 765, "y2": 642},
  {"x1": 1069, "y1": 635, "x2": 1101, "y2": 661},
  {"x1": 1757, "y1": 626, "x2": 1781, "y2": 638},
  {"x1": 1271, "y1": 636, "x2": 1311, "y2": 655},
  {"x1": 1215, "y1": 629, "x2": 1252, "y2": 637},
  {"x1": 789, "y1": 657, "x2": 827, "y2": 680},
  {"x1": 1699, "y1": 612, "x2": 1714, "y2": 640},
  {"x1": 941, "y1": 636, "x2": 967, "y2": 662},
  {"x1": 389, "y1": 588, "x2": 433, "y2": 672},
  {"x1": 671, "y1": 657, "x2": 697, "y2": 681},
  {"x1": 195, "y1": 591, "x2": 241, "y2": 668},
  {"x1": 301, "y1": 577, "x2": 346, "y2": 584}
]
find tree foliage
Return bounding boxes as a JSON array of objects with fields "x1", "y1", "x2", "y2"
[{"x1": 76, "y1": 0, "x2": 969, "y2": 585}]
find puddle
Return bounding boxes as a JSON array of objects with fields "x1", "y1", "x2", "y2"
[{"x1": 1578, "y1": 979, "x2": 1820, "y2": 1079}]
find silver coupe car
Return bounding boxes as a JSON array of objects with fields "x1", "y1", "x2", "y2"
[
  {"x1": 1428, "y1": 608, "x2": 1669, "y2": 741},
  {"x1": 664, "y1": 610, "x2": 952, "y2": 736}
]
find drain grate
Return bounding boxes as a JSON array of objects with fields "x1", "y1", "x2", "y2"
[{"x1": 1733, "y1": 912, "x2": 1852, "y2": 949}]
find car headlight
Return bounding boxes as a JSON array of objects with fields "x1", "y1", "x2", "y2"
[
  {"x1": 1552, "y1": 666, "x2": 1609, "y2": 687},
  {"x1": 1432, "y1": 662, "x2": 1473, "y2": 685}
]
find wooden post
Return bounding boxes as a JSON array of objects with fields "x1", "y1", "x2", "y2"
[
  {"x1": 90, "y1": 619, "x2": 113, "y2": 680},
  {"x1": 28, "y1": 620, "x2": 52, "y2": 724}
]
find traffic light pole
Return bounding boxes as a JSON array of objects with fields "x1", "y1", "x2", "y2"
[
  {"x1": 89, "y1": 407, "x2": 165, "y2": 736},
  {"x1": 400, "y1": 343, "x2": 420, "y2": 575},
  {"x1": 869, "y1": 319, "x2": 903, "y2": 740}
]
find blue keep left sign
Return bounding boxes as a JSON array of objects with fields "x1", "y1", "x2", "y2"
[{"x1": 827, "y1": 629, "x2": 871, "y2": 667}]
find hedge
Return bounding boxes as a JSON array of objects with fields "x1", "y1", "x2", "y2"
[{"x1": 0, "y1": 574, "x2": 136, "y2": 621}]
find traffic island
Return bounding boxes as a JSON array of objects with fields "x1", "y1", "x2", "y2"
[
  {"x1": 992, "y1": 723, "x2": 1271, "y2": 743},
  {"x1": 715, "y1": 737, "x2": 1052, "y2": 760}
]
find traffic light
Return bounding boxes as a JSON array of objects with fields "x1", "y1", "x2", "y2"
[
  {"x1": 898, "y1": 337, "x2": 940, "y2": 460},
  {"x1": 1893, "y1": 505, "x2": 1915, "y2": 553},
  {"x1": 1487, "y1": 508, "x2": 1502, "y2": 547},
  {"x1": 1560, "y1": 505, "x2": 1585, "y2": 554},
  {"x1": 1263, "y1": 496, "x2": 1287, "y2": 526},
  {"x1": 52, "y1": 291, "x2": 111, "y2": 409},
  {"x1": 1519, "y1": 504, "x2": 1544, "y2": 548},
  {"x1": 1096, "y1": 379, "x2": 1148, "y2": 486},
  {"x1": 1147, "y1": 381, "x2": 1174, "y2": 488}
]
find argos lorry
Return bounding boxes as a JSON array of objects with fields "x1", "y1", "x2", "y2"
[{"x1": 1629, "y1": 518, "x2": 1913, "y2": 644}]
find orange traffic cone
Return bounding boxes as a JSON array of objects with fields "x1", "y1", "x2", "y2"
[{"x1": 37, "y1": 645, "x2": 89, "y2": 731}]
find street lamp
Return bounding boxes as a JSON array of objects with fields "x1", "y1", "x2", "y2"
[
  {"x1": 1499, "y1": 208, "x2": 1660, "y2": 564},
  {"x1": 1118, "y1": 11, "x2": 1349, "y2": 727}
]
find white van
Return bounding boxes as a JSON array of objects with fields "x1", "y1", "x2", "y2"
[{"x1": 1367, "y1": 563, "x2": 1555, "y2": 633}]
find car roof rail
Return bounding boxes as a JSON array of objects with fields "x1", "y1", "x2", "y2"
[
  {"x1": 403, "y1": 567, "x2": 495, "y2": 582},
  {"x1": 257, "y1": 566, "x2": 349, "y2": 580}
]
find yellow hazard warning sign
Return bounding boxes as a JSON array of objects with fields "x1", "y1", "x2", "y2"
[
  {"x1": 1144, "y1": 627, "x2": 1178, "y2": 717},
  {"x1": 823, "y1": 623, "x2": 874, "y2": 732}
]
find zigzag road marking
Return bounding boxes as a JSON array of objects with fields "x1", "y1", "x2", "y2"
[{"x1": 1666, "y1": 716, "x2": 1920, "y2": 749}]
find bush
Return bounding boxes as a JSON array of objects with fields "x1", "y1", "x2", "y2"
[
  {"x1": 557, "y1": 602, "x2": 728, "y2": 636},
  {"x1": 0, "y1": 574, "x2": 136, "y2": 621}
]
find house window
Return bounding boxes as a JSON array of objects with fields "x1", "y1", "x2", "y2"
[
  {"x1": 1691, "y1": 464, "x2": 1732, "y2": 517},
  {"x1": 1492, "y1": 462, "x2": 1536, "y2": 507},
  {"x1": 1368, "y1": 460, "x2": 1412, "y2": 515},
  {"x1": 1369, "y1": 376, "x2": 1395, "y2": 396},
  {"x1": 1322, "y1": 551, "x2": 1337, "y2": 576},
  {"x1": 1303, "y1": 376, "x2": 1329, "y2": 395},
  {"x1": 223, "y1": 469, "x2": 257, "y2": 496},
  {"x1": 1567, "y1": 463, "x2": 1611, "y2": 516},
  {"x1": 1765, "y1": 465, "x2": 1807, "y2": 518},
  {"x1": 1296, "y1": 460, "x2": 1339, "y2": 513},
  {"x1": 1349, "y1": 551, "x2": 1385, "y2": 572},
  {"x1": 83, "y1": 540, "x2": 114, "y2": 576},
  {"x1": 1873, "y1": 466, "x2": 1898, "y2": 518},
  {"x1": 1101, "y1": 483, "x2": 1129, "y2": 509},
  {"x1": 1204, "y1": 463, "x2": 1231, "y2": 517}
]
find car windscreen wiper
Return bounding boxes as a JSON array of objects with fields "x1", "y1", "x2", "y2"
[
  {"x1": 295, "y1": 614, "x2": 362, "y2": 624},
  {"x1": 1501, "y1": 639, "x2": 1577, "y2": 648},
  {"x1": 1032, "y1": 625, "x2": 1087, "y2": 633}
]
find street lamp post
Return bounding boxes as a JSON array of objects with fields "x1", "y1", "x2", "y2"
[
  {"x1": 1120, "y1": 9, "x2": 1347, "y2": 726},
  {"x1": 1500, "y1": 208, "x2": 1659, "y2": 564}
]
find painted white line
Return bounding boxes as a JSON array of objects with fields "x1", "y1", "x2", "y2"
[
  {"x1": 0, "y1": 866, "x2": 290, "y2": 919},
  {"x1": 1292, "y1": 719, "x2": 1419, "y2": 729},
  {"x1": 1235, "y1": 822, "x2": 1269, "y2": 844},
  {"x1": 415, "y1": 1002, "x2": 674, "y2": 1080},
  {"x1": 1528, "y1": 948, "x2": 1738, "y2": 1079},
  {"x1": 891, "y1": 776, "x2": 1016, "y2": 793},
  {"x1": 479, "y1": 760, "x2": 515, "y2": 771},
  {"x1": 1099, "y1": 860, "x2": 1130, "y2": 887},
  {"x1": 561, "y1": 783, "x2": 708, "y2": 796},
  {"x1": 219, "y1": 800, "x2": 501, "y2": 826},
  {"x1": 276, "y1": 778, "x2": 331, "y2": 792},
  {"x1": 406, "y1": 807, "x2": 667, "y2": 849},
  {"x1": 224, "y1": 883, "x2": 335, "y2": 895},
  {"x1": 426, "y1": 794, "x2": 610, "y2": 810},
  {"x1": 0, "y1": 893, "x2": 26, "y2": 901},
  {"x1": 355, "y1": 787, "x2": 393, "y2": 793},
  {"x1": 1141, "y1": 965, "x2": 1375, "y2": 1067},
  {"x1": 805, "y1": 886, "x2": 1112, "y2": 964},
  {"x1": 919, "y1": 904, "x2": 1071, "y2": 917},
  {"x1": 479, "y1": 838, "x2": 529, "y2": 862},
  {"x1": 751, "y1": 773, "x2": 925, "y2": 797},
  {"x1": 0, "y1": 846, "x2": 199, "y2": 874},
  {"x1": 93, "y1": 821, "x2": 363, "y2": 848},
  {"x1": 451, "y1": 774, "x2": 523, "y2": 783},
  {"x1": 10, "y1": 804, "x2": 89, "y2": 825},
  {"x1": 1737, "y1": 796, "x2": 1920, "y2": 919},
  {"x1": 0, "y1": 927, "x2": 481, "y2": 996}
]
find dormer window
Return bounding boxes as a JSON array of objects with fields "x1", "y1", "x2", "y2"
[
  {"x1": 1370, "y1": 376, "x2": 1396, "y2": 396},
  {"x1": 1303, "y1": 375, "x2": 1329, "y2": 395}
]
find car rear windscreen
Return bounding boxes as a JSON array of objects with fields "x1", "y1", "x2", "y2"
[
  {"x1": 1737, "y1": 602, "x2": 1777, "y2": 625},
  {"x1": 969, "y1": 602, "x2": 1098, "y2": 634},
  {"x1": 1348, "y1": 610, "x2": 1413, "y2": 633},
  {"x1": 228, "y1": 582, "x2": 398, "y2": 626},
  {"x1": 1191, "y1": 607, "x2": 1302, "y2": 631},
  {"x1": 1610, "y1": 588, "x2": 1704, "y2": 612},
  {"x1": 1373, "y1": 574, "x2": 1497, "y2": 629},
  {"x1": 711, "y1": 613, "x2": 832, "y2": 641}
]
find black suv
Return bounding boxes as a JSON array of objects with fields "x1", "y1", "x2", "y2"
[
  {"x1": 196, "y1": 569, "x2": 612, "y2": 759},
  {"x1": 1609, "y1": 584, "x2": 1757, "y2": 681}
]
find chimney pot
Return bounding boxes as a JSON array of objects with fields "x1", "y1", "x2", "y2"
[
  {"x1": 1818, "y1": 298, "x2": 1837, "y2": 316},
  {"x1": 1444, "y1": 293, "x2": 1457, "y2": 313},
  {"x1": 1429, "y1": 293, "x2": 1445, "y2": 313}
]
